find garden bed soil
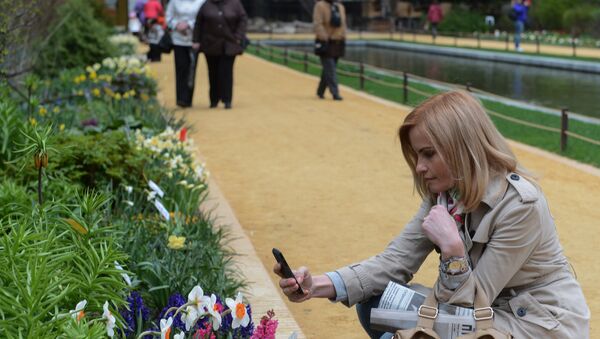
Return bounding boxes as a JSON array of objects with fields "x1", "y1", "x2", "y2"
[{"x1": 152, "y1": 52, "x2": 600, "y2": 338}]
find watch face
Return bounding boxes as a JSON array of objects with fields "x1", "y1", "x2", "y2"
[{"x1": 448, "y1": 261, "x2": 463, "y2": 271}]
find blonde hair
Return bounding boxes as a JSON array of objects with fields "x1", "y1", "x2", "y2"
[{"x1": 398, "y1": 91, "x2": 531, "y2": 211}]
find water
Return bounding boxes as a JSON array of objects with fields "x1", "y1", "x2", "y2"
[{"x1": 307, "y1": 45, "x2": 600, "y2": 119}]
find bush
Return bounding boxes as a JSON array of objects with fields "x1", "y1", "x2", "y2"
[
  {"x1": 530, "y1": 0, "x2": 576, "y2": 31},
  {"x1": 563, "y1": 5, "x2": 600, "y2": 37},
  {"x1": 34, "y1": 0, "x2": 116, "y2": 78},
  {"x1": 438, "y1": 8, "x2": 487, "y2": 33}
]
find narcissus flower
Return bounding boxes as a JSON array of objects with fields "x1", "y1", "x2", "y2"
[
  {"x1": 202, "y1": 294, "x2": 222, "y2": 330},
  {"x1": 174, "y1": 332, "x2": 185, "y2": 339},
  {"x1": 168, "y1": 235, "x2": 186, "y2": 250},
  {"x1": 70, "y1": 300, "x2": 87, "y2": 321},
  {"x1": 160, "y1": 317, "x2": 173, "y2": 339},
  {"x1": 188, "y1": 285, "x2": 205, "y2": 312},
  {"x1": 226, "y1": 292, "x2": 250, "y2": 329},
  {"x1": 103, "y1": 301, "x2": 116, "y2": 337},
  {"x1": 181, "y1": 305, "x2": 198, "y2": 331}
]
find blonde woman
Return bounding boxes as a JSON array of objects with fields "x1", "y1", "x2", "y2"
[{"x1": 274, "y1": 91, "x2": 589, "y2": 338}]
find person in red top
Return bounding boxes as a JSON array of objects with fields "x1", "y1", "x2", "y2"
[
  {"x1": 144, "y1": 0, "x2": 166, "y2": 62},
  {"x1": 427, "y1": 0, "x2": 443, "y2": 39}
]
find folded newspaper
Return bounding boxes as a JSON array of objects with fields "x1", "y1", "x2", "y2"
[{"x1": 370, "y1": 281, "x2": 476, "y2": 339}]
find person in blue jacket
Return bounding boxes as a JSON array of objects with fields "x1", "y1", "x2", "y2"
[{"x1": 511, "y1": 0, "x2": 528, "y2": 52}]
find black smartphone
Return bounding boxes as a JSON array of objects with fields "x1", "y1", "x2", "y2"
[{"x1": 272, "y1": 248, "x2": 304, "y2": 294}]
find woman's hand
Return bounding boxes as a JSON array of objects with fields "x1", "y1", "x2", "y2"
[
  {"x1": 192, "y1": 43, "x2": 201, "y2": 51},
  {"x1": 273, "y1": 263, "x2": 312, "y2": 302},
  {"x1": 422, "y1": 205, "x2": 465, "y2": 258},
  {"x1": 176, "y1": 21, "x2": 189, "y2": 33}
]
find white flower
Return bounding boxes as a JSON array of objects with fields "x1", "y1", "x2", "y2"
[
  {"x1": 225, "y1": 292, "x2": 250, "y2": 329},
  {"x1": 181, "y1": 306, "x2": 198, "y2": 331},
  {"x1": 124, "y1": 200, "x2": 134, "y2": 207},
  {"x1": 103, "y1": 301, "x2": 116, "y2": 337},
  {"x1": 173, "y1": 332, "x2": 186, "y2": 339},
  {"x1": 70, "y1": 300, "x2": 87, "y2": 321},
  {"x1": 201, "y1": 294, "x2": 222, "y2": 330},
  {"x1": 114, "y1": 261, "x2": 132, "y2": 286},
  {"x1": 188, "y1": 285, "x2": 205, "y2": 312},
  {"x1": 147, "y1": 190, "x2": 157, "y2": 201},
  {"x1": 160, "y1": 317, "x2": 173, "y2": 339},
  {"x1": 125, "y1": 185, "x2": 133, "y2": 194}
]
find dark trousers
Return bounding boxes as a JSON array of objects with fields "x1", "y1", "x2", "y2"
[
  {"x1": 356, "y1": 295, "x2": 386, "y2": 339},
  {"x1": 173, "y1": 45, "x2": 199, "y2": 107},
  {"x1": 317, "y1": 56, "x2": 340, "y2": 98},
  {"x1": 205, "y1": 55, "x2": 236, "y2": 105}
]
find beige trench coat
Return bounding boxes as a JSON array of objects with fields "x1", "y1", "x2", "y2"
[
  {"x1": 313, "y1": 0, "x2": 346, "y2": 42},
  {"x1": 336, "y1": 173, "x2": 590, "y2": 338}
]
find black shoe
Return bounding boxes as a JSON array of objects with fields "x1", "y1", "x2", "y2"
[
  {"x1": 333, "y1": 95, "x2": 343, "y2": 101},
  {"x1": 317, "y1": 93, "x2": 325, "y2": 99},
  {"x1": 209, "y1": 102, "x2": 218, "y2": 108},
  {"x1": 177, "y1": 101, "x2": 191, "y2": 108},
  {"x1": 224, "y1": 102, "x2": 232, "y2": 109}
]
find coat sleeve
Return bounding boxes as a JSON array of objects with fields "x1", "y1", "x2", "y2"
[
  {"x1": 166, "y1": 1, "x2": 175, "y2": 29},
  {"x1": 234, "y1": 1, "x2": 247, "y2": 41},
  {"x1": 336, "y1": 199, "x2": 435, "y2": 307},
  {"x1": 313, "y1": 3, "x2": 329, "y2": 41},
  {"x1": 435, "y1": 200, "x2": 542, "y2": 306},
  {"x1": 192, "y1": 7, "x2": 203, "y2": 44}
]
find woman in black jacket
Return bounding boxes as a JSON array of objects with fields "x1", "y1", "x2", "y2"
[{"x1": 192, "y1": 0, "x2": 247, "y2": 109}]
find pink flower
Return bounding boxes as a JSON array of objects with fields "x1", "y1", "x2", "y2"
[
  {"x1": 179, "y1": 128, "x2": 187, "y2": 142},
  {"x1": 250, "y1": 310, "x2": 278, "y2": 339},
  {"x1": 193, "y1": 322, "x2": 216, "y2": 339}
]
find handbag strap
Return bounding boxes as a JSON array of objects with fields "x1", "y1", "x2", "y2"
[
  {"x1": 472, "y1": 281, "x2": 494, "y2": 330},
  {"x1": 416, "y1": 291, "x2": 439, "y2": 330}
]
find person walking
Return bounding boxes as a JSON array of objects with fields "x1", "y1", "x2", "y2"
[
  {"x1": 313, "y1": 0, "x2": 346, "y2": 101},
  {"x1": 511, "y1": 0, "x2": 528, "y2": 52},
  {"x1": 274, "y1": 91, "x2": 590, "y2": 338},
  {"x1": 144, "y1": 0, "x2": 165, "y2": 62},
  {"x1": 192, "y1": 0, "x2": 247, "y2": 109},
  {"x1": 427, "y1": 0, "x2": 443, "y2": 39},
  {"x1": 166, "y1": 0, "x2": 206, "y2": 108}
]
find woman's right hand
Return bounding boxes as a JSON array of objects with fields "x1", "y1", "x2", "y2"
[{"x1": 273, "y1": 263, "x2": 312, "y2": 302}]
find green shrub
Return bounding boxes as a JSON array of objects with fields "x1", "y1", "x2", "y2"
[
  {"x1": 530, "y1": 0, "x2": 576, "y2": 30},
  {"x1": 34, "y1": 0, "x2": 116, "y2": 78},
  {"x1": 438, "y1": 8, "x2": 487, "y2": 34}
]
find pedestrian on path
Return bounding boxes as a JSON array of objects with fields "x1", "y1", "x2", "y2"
[
  {"x1": 427, "y1": 0, "x2": 443, "y2": 39},
  {"x1": 192, "y1": 0, "x2": 247, "y2": 109},
  {"x1": 313, "y1": 0, "x2": 346, "y2": 101},
  {"x1": 144, "y1": 0, "x2": 166, "y2": 62},
  {"x1": 166, "y1": 0, "x2": 206, "y2": 108},
  {"x1": 274, "y1": 91, "x2": 590, "y2": 338},
  {"x1": 510, "y1": 0, "x2": 529, "y2": 52}
]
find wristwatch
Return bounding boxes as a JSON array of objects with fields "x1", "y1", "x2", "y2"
[{"x1": 441, "y1": 256, "x2": 470, "y2": 275}]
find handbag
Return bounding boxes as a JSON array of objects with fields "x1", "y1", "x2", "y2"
[
  {"x1": 157, "y1": 30, "x2": 173, "y2": 54},
  {"x1": 394, "y1": 282, "x2": 511, "y2": 339},
  {"x1": 314, "y1": 39, "x2": 329, "y2": 55}
]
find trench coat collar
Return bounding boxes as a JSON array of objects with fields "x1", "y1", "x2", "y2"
[{"x1": 469, "y1": 172, "x2": 508, "y2": 244}]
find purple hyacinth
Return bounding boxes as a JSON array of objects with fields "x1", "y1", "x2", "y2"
[
  {"x1": 81, "y1": 118, "x2": 98, "y2": 127},
  {"x1": 119, "y1": 291, "x2": 151, "y2": 337},
  {"x1": 158, "y1": 293, "x2": 187, "y2": 332}
]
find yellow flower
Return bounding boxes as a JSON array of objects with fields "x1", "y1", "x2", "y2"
[
  {"x1": 89, "y1": 71, "x2": 97, "y2": 81},
  {"x1": 29, "y1": 117, "x2": 37, "y2": 126},
  {"x1": 167, "y1": 235, "x2": 186, "y2": 250},
  {"x1": 104, "y1": 87, "x2": 114, "y2": 96},
  {"x1": 122, "y1": 92, "x2": 130, "y2": 99},
  {"x1": 38, "y1": 106, "x2": 47, "y2": 116},
  {"x1": 129, "y1": 89, "x2": 136, "y2": 97},
  {"x1": 76, "y1": 90, "x2": 84, "y2": 96},
  {"x1": 92, "y1": 88, "x2": 101, "y2": 97},
  {"x1": 59, "y1": 124, "x2": 65, "y2": 132},
  {"x1": 114, "y1": 93, "x2": 122, "y2": 100},
  {"x1": 52, "y1": 106, "x2": 60, "y2": 114}
]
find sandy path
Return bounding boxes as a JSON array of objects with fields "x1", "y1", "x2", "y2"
[{"x1": 151, "y1": 52, "x2": 599, "y2": 338}]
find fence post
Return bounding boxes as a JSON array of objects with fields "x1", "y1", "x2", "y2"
[
  {"x1": 284, "y1": 48, "x2": 288, "y2": 65},
  {"x1": 505, "y1": 34, "x2": 509, "y2": 51},
  {"x1": 561, "y1": 108, "x2": 569, "y2": 151},
  {"x1": 454, "y1": 34, "x2": 458, "y2": 47},
  {"x1": 303, "y1": 52, "x2": 308, "y2": 73},
  {"x1": 572, "y1": 36, "x2": 577, "y2": 57},
  {"x1": 359, "y1": 62, "x2": 365, "y2": 90},
  {"x1": 536, "y1": 34, "x2": 540, "y2": 54},
  {"x1": 477, "y1": 31, "x2": 481, "y2": 49},
  {"x1": 466, "y1": 82, "x2": 472, "y2": 92},
  {"x1": 269, "y1": 25, "x2": 273, "y2": 40},
  {"x1": 403, "y1": 72, "x2": 408, "y2": 104}
]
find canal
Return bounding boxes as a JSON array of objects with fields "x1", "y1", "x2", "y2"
[{"x1": 296, "y1": 45, "x2": 600, "y2": 119}]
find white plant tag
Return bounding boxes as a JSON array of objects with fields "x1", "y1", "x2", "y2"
[
  {"x1": 148, "y1": 180, "x2": 165, "y2": 198},
  {"x1": 154, "y1": 199, "x2": 170, "y2": 221}
]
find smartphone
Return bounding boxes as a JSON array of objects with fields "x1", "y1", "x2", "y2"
[{"x1": 272, "y1": 248, "x2": 304, "y2": 294}]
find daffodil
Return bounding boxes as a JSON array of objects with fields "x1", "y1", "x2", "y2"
[
  {"x1": 70, "y1": 300, "x2": 87, "y2": 321},
  {"x1": 38, "y1": 106, "x2": 47, "y2": 116},
  {"x1": 53, "y1": 106, "x2": 60, "y2": 114},
  {"x1": 226, "y1": 292, "x2": 250, "y2": 329},
  {"x1": 103, "y1": 301, "x2": 116, "y2": 337},
  {"x1": 202, "y1": 293, "x2": 223, "y2": 330},
  {"x1": 168, "y1": 235, "x2": 186, "y2": 250},
  {"x1": 187, "y1": 285, "x2": 205, "y2": 312},
  {"x1": 59, "y1": 124, "x2": 65, "y2": 132},
  {"x1": 173, "y1": 332, "x2": 186, "y2": 339},
  {"x1": 114, "y1": 93, "x2": 122, "y2": 100},
  {"x1": 29, "y1": 117, "x2": 37, "y2": 126},
  {"x1": 181, "y1": 306, "x2": 198, "y2": 331},
  {"x1": 92, "y1": 88, "x2": 101, "y2": 97},
  {"x1": 160, "y1": 317, "x2": 173, "y2": 339}
]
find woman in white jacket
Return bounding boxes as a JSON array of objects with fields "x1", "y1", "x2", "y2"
[{"x1": 166, "y1": 0, "x2": 206, "y2": 108}]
